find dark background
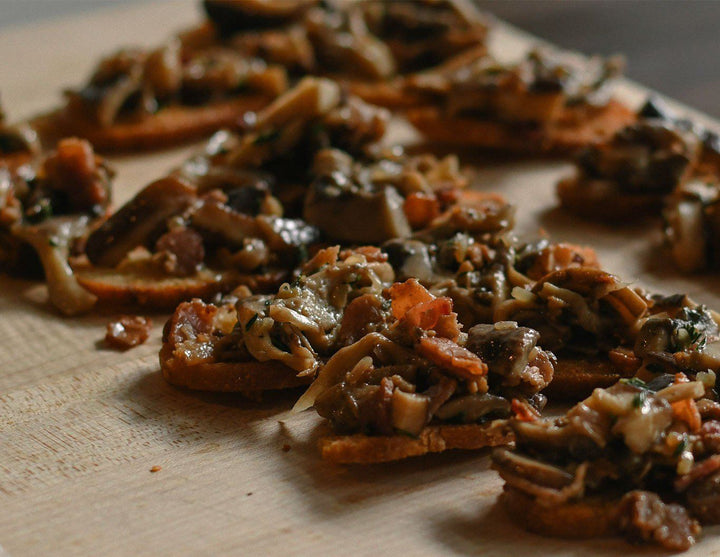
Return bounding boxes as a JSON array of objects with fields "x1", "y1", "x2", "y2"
[
  {"x1": 1, "y1": 0, "x2": 719, "y2": 118},
  {"x1": 476, "y1": 0, "x2": 720, "y2": 118}
]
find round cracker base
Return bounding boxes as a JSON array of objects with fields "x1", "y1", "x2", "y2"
[{"x1": 320, "y1": 420, "x2": 512, "y2": 464}]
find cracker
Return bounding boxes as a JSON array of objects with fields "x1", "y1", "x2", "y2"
[
  {"x1": 406, "y1": 100, "x2": 636, "y2": 154},
  {"x1": 160, "y1": 343, "x2": 310, "y2": 392},
  {"x1": 319, "y1": 420, "x2": 512, "y2": 464},
  {"x1": 75, "y1": 266, "x2": 284, "y2": 309},
  {"x1": 543, "y1": 357, "x2": 624, "y2": 401},
  {"x1": 40, "y1": 95, "x2": 272, "y2": 152},
  {"x1": 501, "y1": 486, "x2": 617, "y2": 539}
]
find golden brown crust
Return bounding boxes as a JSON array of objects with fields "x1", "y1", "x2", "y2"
[
  {"x1": 319, "y1": 420, "x2": 512, "y2": 464},
  {"x1": 160, "y1": 342, "x2": 311, "y2": 392},
  {"x1": 39, "y1": 95, "x2": 272, "y2": 152},
  {"x1": 345, "y1": 79, "x2": 426, "y2": 110},
  {"x1": 501, "y1": 486, "x2": 618, "y2": 539},
  {"x1": 543, "y1": 357, "x2": 625, "y2": 401},
  {"x1": 406, "y1": 100, "x2": 636, "y2": 154},
  {"x1": 75, "y1": 266, "x2": 283, "y2": 309},
  {"x1": 557, "y1": 176, "x2": 662, "y2": 221}
]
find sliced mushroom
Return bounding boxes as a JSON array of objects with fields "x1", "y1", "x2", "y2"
[
  {"x1": 305, "y1": 6, "x2": 396, "y2": 81},
  {"x1": 203, "y1": 0, "x2": 317, "y2": 36},
  {"x1": 304, "y1": 178, "x2": 411, "y2": 243},
  {"x1": 85, "y1": 176, "x2": 197, "y2": 268},
  {"x1": 13, "y1": 216, "x2": 97, "y2": 315}
]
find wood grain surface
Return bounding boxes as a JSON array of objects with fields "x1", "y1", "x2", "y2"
[{"x1": 2, "y1": 2, "x2": 720, "y2": 556}]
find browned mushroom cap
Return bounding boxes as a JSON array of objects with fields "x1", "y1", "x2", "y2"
[
  {"x1": 532, "y1": 267, "x2": 648, "y2": 327},
  {"x1": 85, "y1": 176, "x2": 197, "y2": 268},
  {"x1": 304, "y1": 5, "x2": 396, "y2": 81},
  {"x1": 203, "y1": 0, "x2": 318, "y2": 36},
  {"x1": 304, "y1": 181, "x2": 410, "y2": 244},
  {"x1": 302, "y1": 148, "x2": 411, "y2": 243},
  {"x1": 532, "y1": 267, "x2": 624, "y2": 300}
]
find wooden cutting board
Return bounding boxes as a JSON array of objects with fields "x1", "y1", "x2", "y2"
[{"x1": 2, "y1": 2, "x2": 719, "y2": 555}]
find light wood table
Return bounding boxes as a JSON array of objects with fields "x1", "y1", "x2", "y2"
[{"x1": 1, "y1": 2, "x2": 719, "y2": 555}]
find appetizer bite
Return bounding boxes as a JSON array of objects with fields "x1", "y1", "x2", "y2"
[
  {"x1": 493, "y1": 374, "x2": 720, "y2": 551},
  {"x1": 294, "y1": 278, "x2": 551, "y2": 463},
  {"x1": 405, "y1": 49, "x2": 635, "y2": 153},
  {"x1": 45, "y1": 14, "x2": 292, "y2": 150},
  {"x1": 558, "y1": 97, "x2": 720, "y2": 221},
  {"x1": 1, "y1": 136, "x2": 113, "y2": 314},
  {"x1": 664, "y1": 180, "x2": 720, "y2": 273},
  {"x1": 161, "y1": 245, "x2": 394, "y2": 392}
]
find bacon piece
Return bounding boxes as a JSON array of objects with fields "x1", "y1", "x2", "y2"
[
  {"x1": 388, "y1": 278, "x2": 434, "y2": 320},
  {"x1": 105, "y1": 315, "x2": 152, "y2": 350},
  {"x1": 416, "y1": 336, "x2": 488, "y2": 380},
  {"x1": 403, "y1": 192, "x2": 440, "y2": 229},
  {"x1": 671, "y1": 398, "x2": 702, "y2": 433},
  {"x1": 511, "y1": 398, "x2": 540, "y2": 422}
]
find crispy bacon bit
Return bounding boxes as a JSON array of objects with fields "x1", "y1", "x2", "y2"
[
  {"x1": 403, "y1": 192, "x2": 440, "y2": 229},
  {"x1": 105, "y1": 315, "x2": 152, "y2": 350},
  {"x1": 302, "y1": 245, "x2": 339, "y2": 273},
  {"x1": 525, "y1": 242, "x2": 599, "y2": 281},
  {"x1": 616, "y1": 491, "x2": 699, "y2": 551},
  {"x1": 403, "y1": 297, "x2": 453, "y2": 331},
  {"x1": 388, "y1": 278, "x2": 434, "y2": 320},
  {"x1": 339, "y1": 245, "x2": 388, "y2": 263},
  {"x1": 511, "y1": 398, "x2": 540, "y2": 422},
  {"x1": 433, "y1": 313, "x2": 462, "y2": 342},
  {"x1": 675, "y1": 372, "x2": 690, "y2": 384},
  {"x1": 607, "y1": 347, "x2": 642, "y2": 376},
  {"x1": 154, "y1": 227, "x2": 205, "y2": 276},
  {"x1": 416, "y1": 336, "x2": 488, "y2": 380},
  {"x1": 672, "y1": 398, "x2": 702, "y2": 433},
  {"x1": 42, "y1": 138, "x2": 110, "y2": 212},
  {"x1": 676, "y1": 454, "x2": 720, "y2": 492},
  {"x1": 337, "y1": 294, "x2": 389, "y2": 345}
]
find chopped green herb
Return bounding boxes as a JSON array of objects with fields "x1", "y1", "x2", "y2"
[
  {"x1": 253, "y1": 129, "x2": 280, "y2": 146},
  {"x1": 296, "y1": 244, "x2": 309, "y2": 264},
  {"x1": 620, "y1": 377, "x2": 648, "y2": 389},
  {"x1": 245, "y1": 313, "x2": 258, "y2": 331},
  {"x1": 673, "y1": 437, "x2": 688, "y2": 457},
  {"x1": 632, "y1": 391, "x2": 647, "y2": 408},
  {"x1": 381, "y1": 298, "x2": 392, "y2": 311}
]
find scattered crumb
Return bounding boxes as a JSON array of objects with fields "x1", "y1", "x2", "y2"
[
  {"x1": 150, "y1": 465, "x2": 162, "y2": 473},
  {"x1": 277, "y1": 420, "x2": 285, "y2": 426},
  {"x1": 282, "y1": 444, "x2": 291, "y2": 453},
  {"x1": 246, "y1": 492, "x2": 253, "y2": 497},
  {"x1": 105, "y1": 315, "x2": 152, "y2": 350}
]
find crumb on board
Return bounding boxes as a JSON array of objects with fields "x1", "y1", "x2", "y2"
[
  {"x1": 105, "y1": 315, "x2": 152, "y2": 350},
  {"x1": 150, "y1": 465, "x2": 162, "y2": 473},
  {"x1": 246, "y1": 492, "x2": 253, "y2": 496}
]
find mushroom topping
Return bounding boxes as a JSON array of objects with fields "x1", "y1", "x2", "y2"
[
  {"x1": 303, "y1": 149, "x2": 411, "y2": 244},
  {"x1": 361, "y1": 0, "x2": 488, "y2": 74},
  {"x1": 664, "y1": 180, "x2": 720, "y2": 273},
  {"x1": 416, "y1": 49, "x2": 623, "y2": 124},
  {"x1": 203, "y1": 0, "x2": 318, "y2": 37},
  {"x1": 66, "y1": 39, "x2": 288, "y2": 126},
  {"x1": 236, "y1": 247, "x2": 395, "y2": 374},
  {"x1": 85, "y1": 176, "x2": 197, "y2": 268},
  {"x1": 577, "y1": 120, "x2": 701, "y2": 195},
  {"x1": 304, "y1": 4, "x2": 396, "y2": 81},
  {"x1": 13, "y1": 216, "x2": 97, "y2": 315},
  {"x1": 497, "y1": 267, "x2": 647, "y2": 355}
]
